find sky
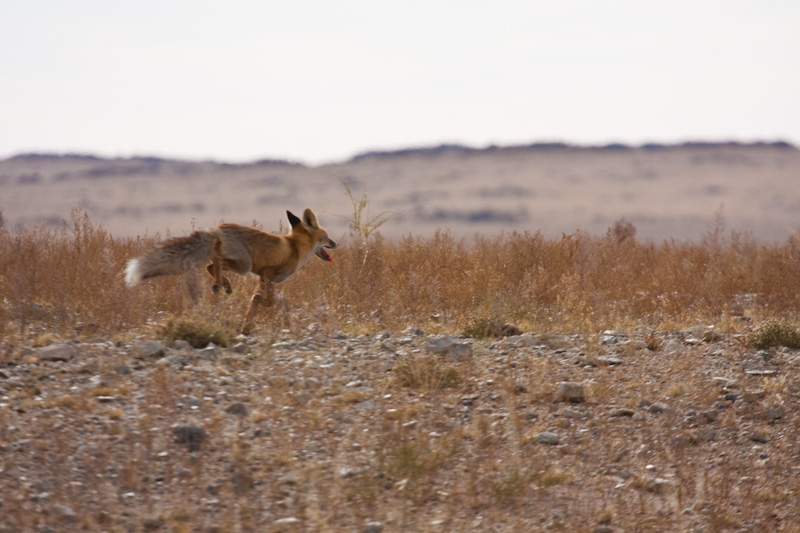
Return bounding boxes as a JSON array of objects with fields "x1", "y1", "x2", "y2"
[{"x1": 2, "y1": 0, "x2": 798, "y2": 165}]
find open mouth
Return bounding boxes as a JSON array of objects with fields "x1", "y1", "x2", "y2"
[{"x1": 316, "y1": 247, "x2": 333, "y2": 262}]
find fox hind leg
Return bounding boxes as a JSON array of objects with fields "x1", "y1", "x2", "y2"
[{"x1": 241, "y1": 276, "x2": 274, "y2": 334}]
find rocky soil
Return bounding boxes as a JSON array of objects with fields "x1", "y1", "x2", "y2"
[{"x1": 2, "y1": 326, "x2": 800, "y2": 531}]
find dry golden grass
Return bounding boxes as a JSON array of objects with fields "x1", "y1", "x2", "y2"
[{"x1": 2, "y1": 208, "x2": 798, "y2": 341}]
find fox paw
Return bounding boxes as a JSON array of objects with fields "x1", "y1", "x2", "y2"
[{"x1": 212, "y1": 284, "x2": 233, "y2": 295}]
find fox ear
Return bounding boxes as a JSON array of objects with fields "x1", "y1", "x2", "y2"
[
  {"x1": 286, "y1": 210, "x2": 302, "y2": 228},
  {"x1": 303, "y1": 208, "x2": 319, "y2": 229}
]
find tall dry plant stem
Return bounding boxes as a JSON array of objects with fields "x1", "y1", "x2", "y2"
[{"x1": 337, "y1": 176, "x2": 397, "y2": 264}]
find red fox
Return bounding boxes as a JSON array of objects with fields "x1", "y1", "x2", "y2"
[{"x1": 125, "y1": 208, "x2": 338, "y2": 332}]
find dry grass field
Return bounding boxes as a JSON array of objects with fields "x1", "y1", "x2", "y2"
[{"x1": 1, "y1": 198, "x2": 800, "y2": 531}]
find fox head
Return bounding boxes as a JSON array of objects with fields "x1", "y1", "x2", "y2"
[{"x1": 287, "y1": 208, "x2": 338, "y2": 263}]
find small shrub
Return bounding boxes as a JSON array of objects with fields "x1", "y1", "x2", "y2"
[
  {"x1": 749, "y1": 319, "x2": 800, "y2": 349},
  {"x1": 160, "y1": 316, "x2": 235, "y2": 348},
  {"x1": 607, "y1": 217, "x2": 636, "y2": 242},
  {"x1": 391, "y1": 354, "x2": 461, "y2": 390},
  {"x1": 463, "y1": 316, "x2": 504, "y2": 339},
  {"x1": 462, "y1": 316, "x2": 521, "y2": 339}
]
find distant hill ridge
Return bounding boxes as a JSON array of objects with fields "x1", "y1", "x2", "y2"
[{"x1": 6, "y1": 140, "x2": 796, "y2": 167}]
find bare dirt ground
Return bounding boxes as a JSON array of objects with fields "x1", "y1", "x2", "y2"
[
  {"x1": 2, "y1": 325, "x2": 800, "y2": 532},
  {"x1": 1, "y1": 142, "x2": 798, "y2": 242}
]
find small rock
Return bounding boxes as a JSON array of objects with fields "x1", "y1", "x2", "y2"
[
  {"x1": 535, "y1": 431, "x2": 560, "y2": 445},
  {"x1": 561, "y1": 408, "x2": 587, "y2": 420},
  {"x1": 173, "y1": 340, "x2": 192, "y2": 351},
  {"x1": 645, "y1": 477, "x2": 673, "y2": 494},
  {"x1": 164, "y1": 355, "x2": 188, "y2": 366},
  {"x1": 274, "y1": 517, "x2": 301, "y2": 525},
  {"x1": 556, "y1": 382, "x2": 585, "y2": 403},
  {"x1": 174, "y1": 424, "x2": 207, "y2": 452},
  {"x1": 293, "y1": 393, "x2": 312, "y2": 406},
  {"x1": 225, "y1": 403, "x2": 249, "y2": 417},
  {"x1": 232, "y1": 342, "x2": 249, "y2": 354},
  {"x1": 763, "y1": 405, "x2": 784, "y2": 421},
  {"x1": 426, "y1": 336, "x2": 474, "y2": 361},
  {"x1": 745, "y1": 369, "x2": 777, "y2": 376},
  {"x1": 196, "y1": 343, "x2": 220, "y2": 360},
  {"x1": 703, "y1": 329, "x2": 723, "y2": 342},
  {"x1": 135, "y1": 340, "x2": 165, "y2": 358},
  {"x1": 711, "y1": 376, "x2": 739, "y2": 389},
  {"x1": 648, "y1": 402, "x2": 668, "y2": 414},
  {"x1": 52, "y1": 504, "x2": 77, "y2": 522},
  {"x1": 115, "y1": 364, "x2": 133, "y2": 375},
  {"x1": 364, "y1": 521, "x2": 383, "y2": 533},
  {"x1": 609, "y1": 408, "x2": 636, "y2": 418},
  {"x1": 601, "y1": 334, "x2": 618, "y2": 345},
  {"x1": 40, "y1": 343, "x2": 78, "y2": 362},
  {"x1": 355, "y1": 400, "x2": 376, "y2": 411},
  {"x1": 143, "y1": 517, "x2": 166, "y2": 530},
  {"x1": 596, "y1": 355, "x2": 624, "y2": 365}
]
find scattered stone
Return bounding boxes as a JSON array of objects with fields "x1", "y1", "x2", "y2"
[
  {"x1": 745, "y1": 369, "x2": 777, "y2": 376},
  {"x1": 197, "y1": 343, "x2": 220, "y2": 360},
  {"x1": 51, "y1": 504, "x2": 77, "y2": 523},
  {"x1": 648, "y1": 402, "x2": 668, "y2": 414},
  {"x1": 143, "y1": 517, "x2": 165, "y2": 530},
  {"x1": 355, "y1": 400, "x2": 376, "y2": 411},
  {"x1": 294, "y1": 392, "x2": 313, "y2": 406},
  {"x1": 711, "y1": 376, "x2": 739, "y2": 389},
  {"x1": 163, "y1": 355, "x2": 188, "y2": 366},
  {"x1": 609, "y1": 408, "x2": 636, "y2": 418},
  {"x1": 535, "y1": 431, "x2": 560, "y2": 445},
  {"x1": 274, "y1": 517, "x2": 301, "y2": 525},
  {"x1": 39, "y1": 343, "x2": 78, "y2": 362},
  {"x1": 703, "y1": 329, "x2": 723, "y2": 342},
  {"x1": 115, "y1": 364, "x2": 133, "y2": 375},
  {"x1": 135, "y1": 340, "x2": 165, "y2": 358},
  {"x1": 556, "y1": 382, "x2": 585, "y2": 403},
  {"x1": 561, "y1": 408, "x2": 587, "y2": 420},
  {"x1": 763, "y1": 405, "x2": 784, "y2": 421},
  {"x1": 425, "y1": 336, "x2": 473, "y2": 361},
  {"x1": 596, "y1": 355, "x2": 624, "y2": 365},
  {"x1": 225, "y1": 403, "x2": 249, "y2": 417},
  {"x1": 364, "y1": 521, "x2": 383, "y2": 533},
  {"x1": 645, "y1": 477, "x2": 673, "y2": 494},
  {"x1": 601, "y1": 335, "x2": 617, "y2": 345},
  {"x1": 232, "y1": 342, "x2": 249, "y2": 354},
  {"x1": 173, "y1": 340, "x2": 192, "y2": 351},
  {"x1": 174, "y1": 425, "x2": 207, "y2": 452}
]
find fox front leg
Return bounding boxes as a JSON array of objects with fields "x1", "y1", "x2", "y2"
[{"x1": 206, "y1": 263, "x2": 232, "y2": 294}]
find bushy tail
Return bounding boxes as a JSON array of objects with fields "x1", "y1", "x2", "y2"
[{"x1": 125, "y1": 231, "x2": 217, "y2": 287}]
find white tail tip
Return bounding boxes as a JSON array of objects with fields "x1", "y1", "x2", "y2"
[{"x1": 125, "y1": 259, "x2": 142, "y2": 287}]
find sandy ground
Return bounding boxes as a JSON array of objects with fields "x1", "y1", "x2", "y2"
[{"x1": 1, "y1": 143, "x2": 798, "y2": 242}]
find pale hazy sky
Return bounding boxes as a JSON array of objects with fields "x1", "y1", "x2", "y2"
[{"x1": 2, "y1": 1, "x2": 798, "y2": 164}]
